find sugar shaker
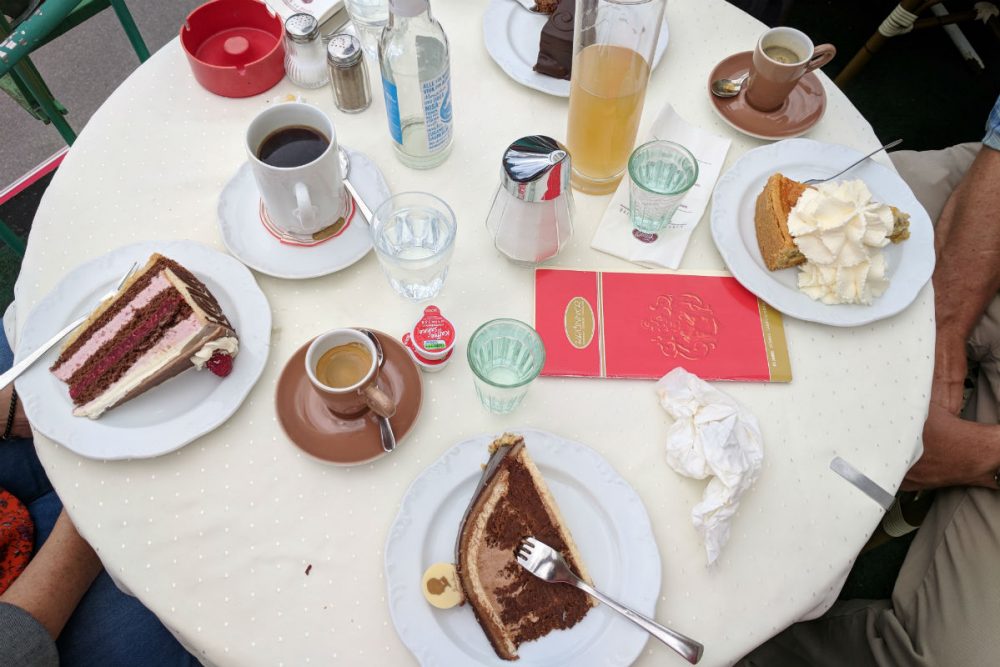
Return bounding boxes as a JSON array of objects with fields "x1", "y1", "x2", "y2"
[
  {"x1": 284, "y1": 13, "x2": 329, "y2": 89},
  {"x1": 486, "y1": 136, "x2": 574, "y2": 265},
  {"x1": 327, "y1": 34, "x2": 371, "y2": 113}
]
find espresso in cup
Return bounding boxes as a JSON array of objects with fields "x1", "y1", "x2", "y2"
[
  {"x1": 745, "y1": 27, "x2": 835, "y2": 112},
  {"x1": 305, "y1": 329, "x2": 396, "y2": 419},
  {"x1": 315, "y1": 342, "x2": 372, "y2": 389}
]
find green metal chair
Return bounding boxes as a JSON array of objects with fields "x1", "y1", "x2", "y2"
[
  {"x1": 1, "y1": 0, "x2": 149, "y2": 144},
  {"x1": 0, "y1": 0, "x2": 149, "y2": 255}
]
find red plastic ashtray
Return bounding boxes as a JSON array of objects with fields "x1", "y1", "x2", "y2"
[{"x1": 180, "y1": 0, "x2": 285, "y2": 98}]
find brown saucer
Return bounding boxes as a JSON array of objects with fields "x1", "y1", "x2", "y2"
[
  {"x1": 708, "y1": 51, "x2": 826, "y2": 140},
  {"x1": 276, "y1": 330, "x2": 423, "y2": 465}
]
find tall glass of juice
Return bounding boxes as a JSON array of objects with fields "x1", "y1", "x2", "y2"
[{"x1": 567, "y1": 0, "x2": 667, "y2": 195}]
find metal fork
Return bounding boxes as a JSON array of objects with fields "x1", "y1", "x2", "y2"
[
  {"x1": 516, "y1": 536, "x2": 704, "y2": 664},
  {"x1": 0, "y1": 262, "x2": 139, "y2": 391},
  {"x1": 802, "y1": 138, "x2": 902, "y2": 185}
]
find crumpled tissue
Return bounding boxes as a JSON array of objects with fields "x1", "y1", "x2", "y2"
[{"x1": 655, "y1": 368, "x2": 764, "y2": 565}]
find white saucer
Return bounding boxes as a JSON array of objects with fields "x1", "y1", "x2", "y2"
[
  {"x1": 482, "y1": 0, "x2": 670, "y2": 98},
  {"x1": 217, "y1": 147, "x2": 390, "y2": 280}
]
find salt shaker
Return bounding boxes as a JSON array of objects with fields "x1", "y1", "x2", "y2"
[
  {"x1": 284, "y1": 14, "x2": 329, "y2": 89},
  {"x1": 486, "y1": 135, "x2": 574, "y2": 265},
  {"x1": 327, "y1": 34, "x2": 371, "y2": 113}
]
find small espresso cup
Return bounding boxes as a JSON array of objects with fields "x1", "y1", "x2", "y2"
[
  {"x1": 305, "y1": 329, "x2": 396, "y2": 419},
  {"x1": 245, "y1": 102, "x2": 348, "y2": 242},
  {"x1": 745, "y1": 27, "x2": 835, "y2": 112}
]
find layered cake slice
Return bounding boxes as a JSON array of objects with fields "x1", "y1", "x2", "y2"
[
  {"x1": 456, "y1": 434, "x2": 595, "y2": 661},
  {"x1": 50, "y1": 253, "x2": 238, "y2": 419},
  {"x1": 754, "y1": 173, "x2": 911, "y2": 271}
]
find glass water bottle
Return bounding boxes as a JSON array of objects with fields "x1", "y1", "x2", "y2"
[{"x1": 378, "y1": 0, "x2": 454, "y2": 169}]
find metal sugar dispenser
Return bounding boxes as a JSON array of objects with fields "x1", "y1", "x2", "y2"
[
  {"x1": 284, "y1": 13, "x2": 329, "y2": 89},
  {"x1": 486, "y1": 136, "x2": 574, "y2": 265}
]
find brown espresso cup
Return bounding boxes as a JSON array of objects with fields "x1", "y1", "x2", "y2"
[
  {"x1": 745, "y1": 27, "x2": 836, "y2": 112},
  {"x1": 305, "y1": 329, "x2": 396, "y2": 419}
]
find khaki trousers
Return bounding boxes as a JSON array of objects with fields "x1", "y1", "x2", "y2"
[{"x1": 738, "y1": 143, "x2": 1000, "y2": 667}]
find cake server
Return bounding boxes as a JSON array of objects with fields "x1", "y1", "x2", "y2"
[
  {"x1": 517, "y1": 536, "x2": 704, "y2": 664},
  {"x1": 0, "y1": 263, "x2": 138, "y2": 391}
]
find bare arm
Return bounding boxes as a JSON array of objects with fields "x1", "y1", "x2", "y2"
[
  {"x1": 0, "y1": 510, "x2": 103, "y2": 639},
  {"x1": 906, "y1": 145, "x2": 1000, "y2": 490},
  {"x1": 928, "y1": 146, "x2": 1000, "y2": 415}
]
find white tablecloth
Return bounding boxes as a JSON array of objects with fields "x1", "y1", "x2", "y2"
[{"x1": 15, "y1": 1, "x2": 933, "y2": 665}]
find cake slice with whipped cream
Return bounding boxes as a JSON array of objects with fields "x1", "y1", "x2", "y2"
[{"x1": 50, "y1": 253, "x2": 238, "y2": 418}]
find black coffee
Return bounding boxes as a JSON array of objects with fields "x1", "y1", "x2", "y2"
[{"x1": 257, "y1": 126, "x2": 329, "y2": 168}]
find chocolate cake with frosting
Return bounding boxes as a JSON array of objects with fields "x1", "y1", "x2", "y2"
[
  {"x1": 533, "y1": 0, "x2": 575, "y2": 80},
  {"x1": 456, "y1": 433, "x2": 595, "y2": 661},
  {"x1": 50, "y1": 253, "x2": 238, "y2": 419}
]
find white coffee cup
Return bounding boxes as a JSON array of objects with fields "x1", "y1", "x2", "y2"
[{"x1": 245, "y1": 102, "x2": 348, "y2": 242}]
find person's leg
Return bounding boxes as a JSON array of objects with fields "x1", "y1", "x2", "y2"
[
  {"x1": 56, "y1": 571, "x2": 199, "y2": 666},
  {"x1": 890, "y1": 143, "x2": 980, "y2": 224}
]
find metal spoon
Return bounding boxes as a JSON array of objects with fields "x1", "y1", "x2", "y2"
[
  {"x1": 338, "y1": 148, "x2": 373, "y2": 224},
  {"x1": 362, "y1": 329, "x2": 396, "y2": 453},
  {"x1": 710, "y1": 73, "x2": 749, "y2": 98}
]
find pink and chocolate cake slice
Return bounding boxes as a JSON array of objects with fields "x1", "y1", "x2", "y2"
[{"x1": 50, "y1": 253, "x2": 238, "y2": 419}]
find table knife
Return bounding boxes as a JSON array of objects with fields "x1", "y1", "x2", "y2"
[{"x1": 830, "y1": 456, "x2": 895, "y2": 511}]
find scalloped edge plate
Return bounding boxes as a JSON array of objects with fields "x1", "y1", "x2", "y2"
[
  {"x1": 385, "y1": 428, "x2": 661, "y2": 666},
  {"x1": 711, "y1": 139, "x2": 934, "y2": 327},
  {"x1": 15, "y1": 240, "x2": 271, "y2": 460}
]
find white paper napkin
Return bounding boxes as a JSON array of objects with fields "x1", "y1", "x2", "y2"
[
  {"x1": 655, "y1": 368, "x2": 764, "y2": 565},
  {"x1": 591, "y1": 105, "x2": 731, "y2": 270}
]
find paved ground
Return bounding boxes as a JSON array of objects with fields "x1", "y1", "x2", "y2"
[{"x1": 0, "y1": 0, "x2": 202, "y2": 184}]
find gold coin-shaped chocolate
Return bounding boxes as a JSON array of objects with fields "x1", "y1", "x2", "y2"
[{"x1": 421, "y1": 562, "x2": 463, "y2": 609}]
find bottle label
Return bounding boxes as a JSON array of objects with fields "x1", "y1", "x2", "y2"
[
  {"x1": 382, "y1": 76, "x2": 403, "y2": 145},
  {"x1": 420, "y1": 67, "x2": 452, "y2": 152}
]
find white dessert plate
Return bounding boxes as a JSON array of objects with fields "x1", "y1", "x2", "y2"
[
  {"x1": 385, "y1": 429, "x2": 662, "y2": 667},
  {"x1": 15, "y1": 240, "x2": 271, "y2": 460},
  {"x1": 482, "y1": 0, "x2": 670, "y2": 98},
  {"x1": 218, "y1": 146, "x2": 389, "y2": 280},
  {"x1": 711, "y1": 138, "x2": 935, "y2": 327}
]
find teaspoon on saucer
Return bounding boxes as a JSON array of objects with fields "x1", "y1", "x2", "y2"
[
  {"x1": 338, "y1": 148, "x2": 373, "y2": 224},
  {"x1": 710, "y1": 73, "x2": 749, "y2": 98},
  {"x1": 362, "y1": 329, "x2": 396, "y2": 453}
]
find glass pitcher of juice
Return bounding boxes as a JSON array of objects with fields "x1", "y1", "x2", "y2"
[{"x1": 566, "y1": 0, "x2": 667, "y2": 195}]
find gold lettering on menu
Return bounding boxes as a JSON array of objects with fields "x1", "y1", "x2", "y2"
[{"x1": 563, "y1": 296, "x2": 596, "y2": 350}]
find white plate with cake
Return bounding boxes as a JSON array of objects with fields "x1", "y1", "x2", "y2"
[
  {"x1": 482, "y1": 0, "x2": 670, "y2": 98},
  {"x1": 385, "y1": 430, "x2": 662, "y2": 666},
  {"x1": 710, "y1": 139, "x2": 935, "y2": 327},
  {"x1": 15, "y1": 240, "x2": 271, "y2": 460}
]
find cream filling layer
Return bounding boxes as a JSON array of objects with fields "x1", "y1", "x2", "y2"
[
  {"x1": 73, "y1": 315, "x2": 204, "y2": 419},
  {"x1": 54, "y1": 274, "x2": 171, "y2": 381}
]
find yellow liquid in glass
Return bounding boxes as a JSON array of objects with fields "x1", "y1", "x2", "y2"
[{"x1": 567, "y1": 44, "x2": 651, "y2": 195}]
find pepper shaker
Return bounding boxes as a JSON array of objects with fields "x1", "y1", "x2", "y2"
[
  {"x1": 327, "y1": 34, "x2": 371, "y2": 113},
  {"x1": 486, "y1": 136, "x2": 574, "y2": 265},
  {"x1": 284, "y1": 13, "x2": 329, "y2": 89}
]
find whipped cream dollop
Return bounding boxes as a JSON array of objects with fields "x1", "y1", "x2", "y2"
[
  {"x1": 190, "y1": 336, "x2": 239, "y2": 370},
  {"x1": 787, "y1": 180, "x2": 894, "y2": 305}
]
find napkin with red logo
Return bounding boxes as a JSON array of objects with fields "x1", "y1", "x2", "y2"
[{"x1": 534, "y1": 268, "x2": 791, "y2": 382}]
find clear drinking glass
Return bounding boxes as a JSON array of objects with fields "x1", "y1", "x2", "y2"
[
  {"x1": 628, "y1": 140, "x2": 698, "y2": 234},
  {"x1": 371, "y1": 192, "x2": 457, "y2": 301},
  {"x1": 467, "y1": 319, "x2": 546, "y2": 414},
  {"x1": 566, "y1": 0, "x2": 667, "y2": 195},
  {"x1": 344, "y1": 0, "x2": 389, "y2": 57}
]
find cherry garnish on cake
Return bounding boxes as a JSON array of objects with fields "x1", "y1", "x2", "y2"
[{"x1": 206, "y1": 351, "x2": 233, "y2": 377}]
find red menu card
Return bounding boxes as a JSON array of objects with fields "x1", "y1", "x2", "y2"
[{"x1": 534, "y1": 269, "x2": 791, "y2": 382}]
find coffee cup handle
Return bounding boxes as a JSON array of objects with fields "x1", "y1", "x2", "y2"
[
  {"x1": 293, "y1": 182, "x2": 316, "y2": 233},
  {"x1": 806, "y1": 43, "x2": 836, "y2": 73},
  {"x1": 363, "y1": 384, "x2": 396, "y2": 419}
]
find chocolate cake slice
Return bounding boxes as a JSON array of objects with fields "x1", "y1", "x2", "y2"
[
  {"x1": 50, "y1": 253, "x2": 238, "y2": 419},
  {"x1": 456, "y1": 434, "x2": 595, "y2": 661},
  {"x1": 533, "y1": 0, "x2": 574, "y2": 80}
]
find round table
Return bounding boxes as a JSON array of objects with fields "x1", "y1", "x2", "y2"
[{"x1": 14, "y1": 1, "x2": 934, "y2": 665}]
